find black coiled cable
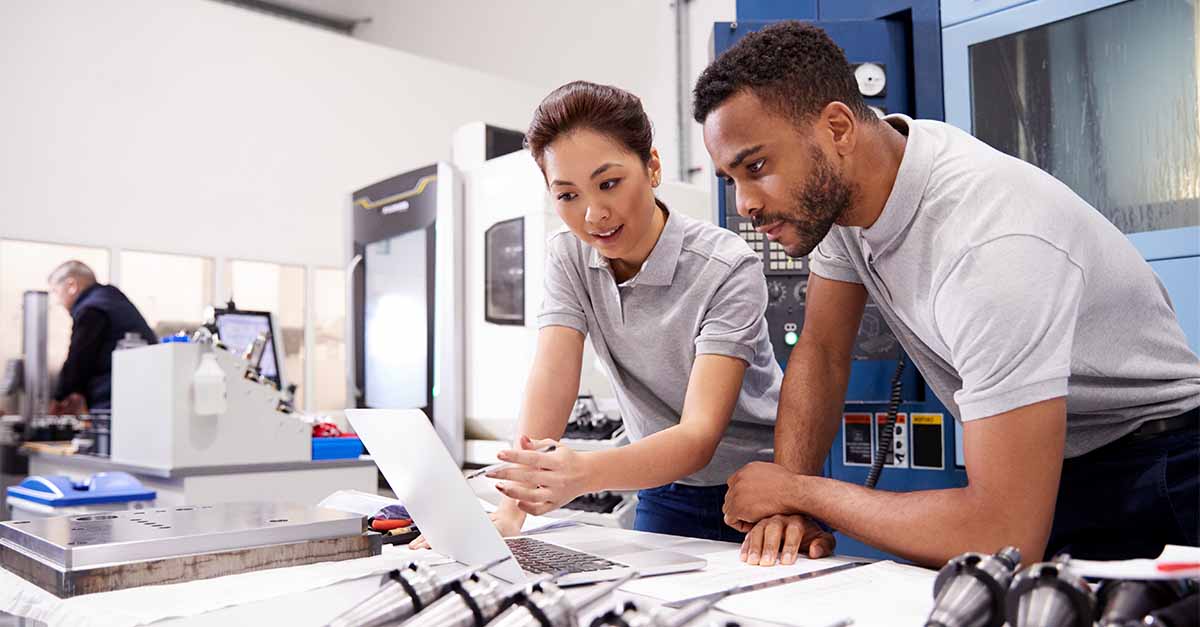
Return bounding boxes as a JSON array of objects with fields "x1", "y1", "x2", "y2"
[{"x1": 865, "y1": 357, "x2": 906, "y2": 489}]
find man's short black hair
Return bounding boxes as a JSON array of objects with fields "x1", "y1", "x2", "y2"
[{"x1": 693, "y1": 21, "x2": 876, "y2": 126}]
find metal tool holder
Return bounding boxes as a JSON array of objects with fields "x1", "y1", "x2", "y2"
[
  {"x1": 925, "y1": 546, "x2": 1022, "y2": 627},
  {"x1": 589, "y1": 595, "x2": 721, "y2": 627},
  {"x1": 398, "y1": 570, "x2": 508, "y2": 627},
  {"x1": 0, "y1": 502, "x2": 376, "y2": 597},
  {"x1": 327, "y1": 561, "x2": 445, "y2": 627},
  {"x1": 486, "y1": 571, "x2": 638, "y2": 627},
  {"x1": 1098, "y1": 579, "x2": 1191, "y2": 627},
  {"x1": 1006, "y1": 556, "x2": 1096, "y2": 627},
  {"x1": 327, "y1": 556, "x2": 513, "y2": 627}
]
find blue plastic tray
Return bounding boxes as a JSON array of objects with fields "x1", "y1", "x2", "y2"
[{"x1": 312, "y1": 437, "x2": 363, "y2": 460}]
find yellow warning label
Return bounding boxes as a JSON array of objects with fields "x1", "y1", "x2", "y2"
[{"x1": 912, "y1": 413, "x2": 943, "y2": 425}]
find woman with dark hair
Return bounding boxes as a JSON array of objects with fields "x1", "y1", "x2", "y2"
[{"x1": 440, "y1": 81, "x2": 792, "y2": 551}]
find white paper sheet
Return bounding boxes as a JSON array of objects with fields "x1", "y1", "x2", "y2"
[
  {"x1": 715, "y1": 560, "x2": 937, "y2": 627},
  {"x1": 1069, "y1": 544, "x2": 1200, "y2": 580},
  {"x1": 318, "y1": 488, "x2": 407, "y2": 517},
  {"x1": 618, "y1": 546, "x2": 861, "y2": 603},
  {"x1": 0, "y1": 547, "x2": 453, "y2": 627},
  {"x1": 477, "y1": 497, "x2": 582, "y2": 535}
]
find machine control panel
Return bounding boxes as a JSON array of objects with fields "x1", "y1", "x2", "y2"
[
  {"x1": 728, "y1": 213, "x2": 808, "y2": 364},
  {"x1": 729, "y1": 216, "x2": 808, "y2": 275}
]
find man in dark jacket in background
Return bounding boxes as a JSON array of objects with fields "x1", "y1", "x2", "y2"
[{"x1": 47, "y1": 260, "x2": 157, "y2": 413}]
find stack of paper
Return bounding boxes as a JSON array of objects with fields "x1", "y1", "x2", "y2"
[
  {"x1": 715, "y1": 560, "x2": 937, "y2": 627},
  {"x1": 620, "y1": 547, "x2": 862, "y2": 603}
]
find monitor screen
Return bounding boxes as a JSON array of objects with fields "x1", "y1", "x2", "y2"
[
  {"x1": 364, "y1": 228, "x2": 428, "y2": 409},
  {"x1": 214, "y1": 311, "x2": 280, "y2": 383}
]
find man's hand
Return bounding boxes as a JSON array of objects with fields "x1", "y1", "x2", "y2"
[
  {"x1": 723, "y1": 461, "x2": 802, "y2": 527},
  {"x1": 740, "y1": 514, "x2": 836, "y2": 566}
]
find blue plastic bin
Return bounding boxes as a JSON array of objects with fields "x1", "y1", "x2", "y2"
[{"x1": 312, "y1": 437, "x2": 363, "y2": 460}]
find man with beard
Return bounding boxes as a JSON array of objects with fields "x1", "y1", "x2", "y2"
[{"x1": 693, "y1": 21, "x2": 1200, "y2": 568}]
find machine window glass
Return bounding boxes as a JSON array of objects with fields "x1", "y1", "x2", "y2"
[
  {"x1": 312, "y1": 267, "x2": 346, "y2": 411},
  {"x1": 363, "y1": 230, "x2": 427, "y2": 410},
  {"x1": 222, "y1": 260, "x2": 306, "y2": 409},
  {"x1": 118, "y1": 251, "x2": 213, "y2": 339},
  {"x1": 0, "y1": 240, "x2": 110, "y2": 383},
  {"x1": 484, "y1": 217, "x2": 525, "y2": 326},
  {"x1": 970, "y1": 0, "x2": 1199, "y2": 234}
]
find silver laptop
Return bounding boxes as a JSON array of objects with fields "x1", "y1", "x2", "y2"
[{"x1": 346, "y1": 408, "x2": 706, "y2": 586}]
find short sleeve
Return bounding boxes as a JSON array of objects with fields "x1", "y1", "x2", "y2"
[
  {"x1": 536, "y1": 241, "x2": 588, "y2": 336},
  {"x1": 809, "y1": 229, "x2": 863, "y2": 284},
  {"x1": 695, "y1": 255, "x2": 769, "y2": 364},
  {"x1": 933, "y1": 236, "x2": 1084, "y2": 421}
]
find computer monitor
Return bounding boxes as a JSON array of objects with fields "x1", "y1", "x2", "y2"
[{"x1": 213, "y1": 308, "x2": 285, "y2": 389}]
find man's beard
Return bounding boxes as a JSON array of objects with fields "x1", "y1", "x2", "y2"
[{"x1": 752, "y1": 147, "x2": 854, "y2": 258}]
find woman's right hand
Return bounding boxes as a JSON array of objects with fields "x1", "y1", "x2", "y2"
[{"x1": 409, "y1": 500, "x2": 526, "y2": 550}]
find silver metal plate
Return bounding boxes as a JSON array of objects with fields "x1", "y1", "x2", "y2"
[{"x1": 0, "y1": 501, "x2": 365, "y2": 569}]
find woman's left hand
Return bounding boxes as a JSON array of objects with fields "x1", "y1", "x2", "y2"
[{"x1": 487, "y1": 436, "x2": 592, "y2": 515}]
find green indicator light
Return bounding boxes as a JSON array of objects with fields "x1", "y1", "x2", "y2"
[{"x1": 784, "y1": 331, "x2": 799, "y2": 346}]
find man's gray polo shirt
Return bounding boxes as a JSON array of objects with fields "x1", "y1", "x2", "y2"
[
  {"x1": 810, "y1": 115, "x2": 1200, "y2": 457},
  {"x1": 539, "y1": 209, "x2": 783, "y2": 486}
]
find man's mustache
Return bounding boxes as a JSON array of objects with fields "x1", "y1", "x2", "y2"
[{"x1": 751, "y1": 211, "x2": 789, "y2": 228}]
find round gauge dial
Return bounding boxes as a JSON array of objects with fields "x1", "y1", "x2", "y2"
[{"x1": 854, "y1": 63, "x2": 886, "y2": 97}]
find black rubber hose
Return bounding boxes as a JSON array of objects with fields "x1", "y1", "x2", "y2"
[{"x1": 865, "y1": 357, "x2": 906, "y2": 489}]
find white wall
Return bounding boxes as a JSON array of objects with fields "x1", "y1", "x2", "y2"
[
  {"x1": 0, "y1": 0, "x2": 548, "y2": 269},
  {"x1": 283, "y1": 0, "x2": 736, "y2": 187}
]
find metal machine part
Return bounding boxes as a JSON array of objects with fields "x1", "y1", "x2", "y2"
[
  {"x1": 588, "y1": 596, "x2": 718, "y2": 627},
  {"x1": 1005, "y1": 557, "x2": 1096, "y2": 627},
  {"x1": 925, "y1": 546, "x2": 1022, "y2": 627},
  {"x1": 1098, "y1": 579, "x2": 1188, "y2": 627},
  {"x1": 399, "y1": 571, "x2": 507, "y2": 627},
  {"x1": 1143, "y1": 590, "x2": 1200, "y2": 627},
  {"x1": 0, "y1": 502, "x2": 376, "y2": 597},
  {"x1": 486, "y1": 579, "x2": 576, "y2": 627},
  {"x1": 244, "y1": 332, "x2": 269, "y2": 375},
  {"x1": 21, "y1": 291, "x2": 49, "y2": 423},
  {"x1": 564, "y1": 396, "x2": 623, "y2": 442},
  {"x1": 327, "y1": 562, "x2": 445, "y2": 627},
  {"x1": 328, "y1": 556, "x2": 514, "y2": 627},
  {"x1": 486, "y1": 570, "x2": 637, "y2": 627}
]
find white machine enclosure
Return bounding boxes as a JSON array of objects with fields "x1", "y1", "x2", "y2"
[
  {"x1": 111, "y1": 343, "x2": 310, "y2": 469},
  {"x1": 433, "y1": 161, "x2": 466, "y2": 464},
  {"x1": 460, "y1": 148, "x2": 558, "y2": 440}
]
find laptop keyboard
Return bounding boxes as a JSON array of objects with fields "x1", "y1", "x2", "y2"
[{"x1": 505, "y1": 537, "x2": 625, "y2": 575}]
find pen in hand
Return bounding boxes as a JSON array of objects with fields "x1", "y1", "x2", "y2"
[{"x1": 464, "y1": 444, "x2": 557, "y2": 480}]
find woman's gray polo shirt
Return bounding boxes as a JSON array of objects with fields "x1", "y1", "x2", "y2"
[{"x1": 538, "y1": 209, "x2": 783, "y2": 486}]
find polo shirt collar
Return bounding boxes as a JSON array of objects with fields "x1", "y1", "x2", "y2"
[
  {"x1": 588, "y1": 205, "x2": 682, "y2": 287},
  {"x1": 861, "y1": 114, "x2": 933, "y2": 258}
]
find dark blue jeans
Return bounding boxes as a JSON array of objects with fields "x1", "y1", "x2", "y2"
[
  {"x1": 1046, "y1": 424, "x2": 1199, "y2": 561},
  {"x1": 635, "y1": 483, "x2": 746, "y2": 543}
]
